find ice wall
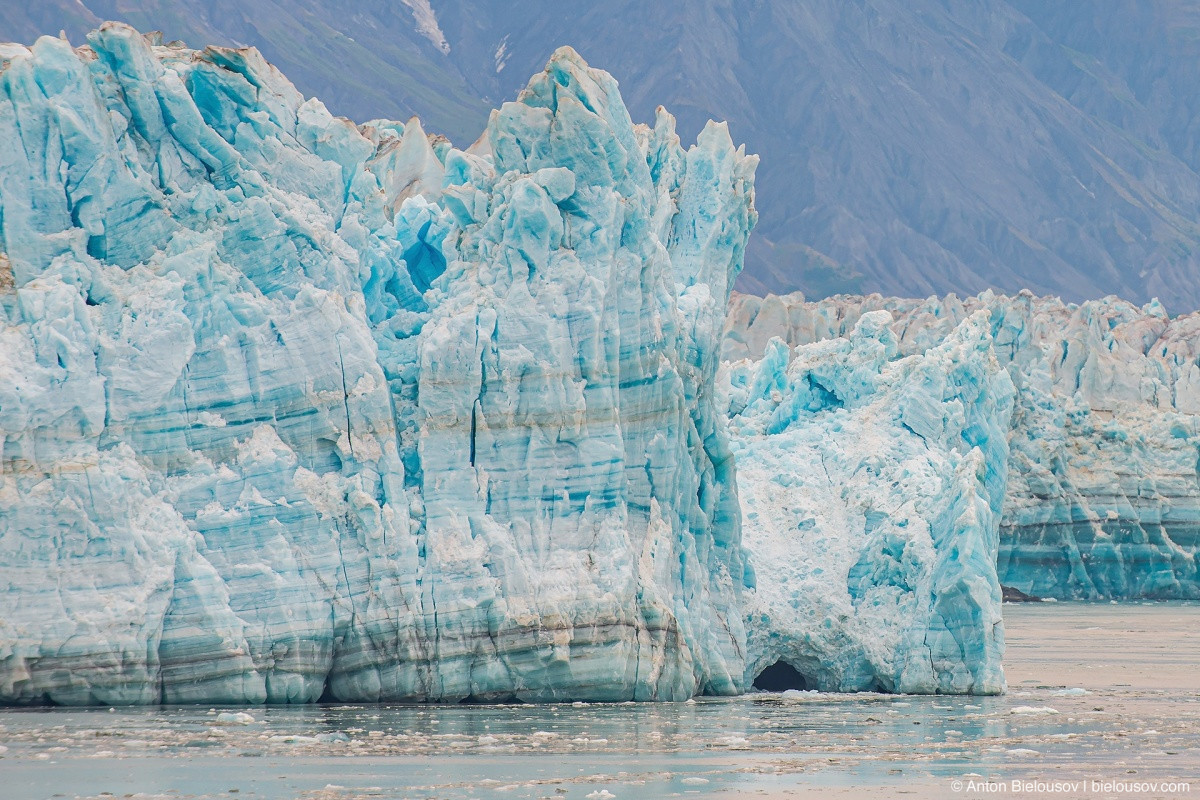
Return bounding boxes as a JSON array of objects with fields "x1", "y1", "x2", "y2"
[
  {"x1": 0, "y1": 25, "x2": 757, "y2": 704},
  {"x1": 724, "y1": 312, "x2": 1013, "y2": 694},
  {"x1": 725, "y1": 291, "x2": 1200, "y2": 600}
]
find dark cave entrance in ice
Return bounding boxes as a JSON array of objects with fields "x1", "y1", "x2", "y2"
[{"x1": 752, "y1": 661, "x2": 813, "y2": 691}]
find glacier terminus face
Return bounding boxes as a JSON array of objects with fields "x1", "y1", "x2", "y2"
[
  {"x1": 2, "y1": 22, "x2": 1058, "y2": 707},
  {"x1": 0, "y1": 26, "x2": 758, "y2": 704}
]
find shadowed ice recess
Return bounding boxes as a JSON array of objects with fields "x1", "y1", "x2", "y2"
[{"x1": 0, "y1": 24, "x2": 1010, "y2": 704}]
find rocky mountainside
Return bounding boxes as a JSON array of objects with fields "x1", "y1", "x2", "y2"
[{"x1": 6, "y1": 1, "x2": 1200, "y2": 307}]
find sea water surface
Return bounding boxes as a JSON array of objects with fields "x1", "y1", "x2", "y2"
[{"x1": 2, "y1": 603, "x2": 1198, "y2": 800}]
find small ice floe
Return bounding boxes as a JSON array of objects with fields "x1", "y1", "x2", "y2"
[
  {"x1": 710, "y1": 736, "x2": 751, "y2": 749},
  {"x1": 315, "y1": 732, "x2": 350, "y2": 744},
  {"x1": 0, "y1": 744, "x2": 8, "y2": 754},
  {"x1": 1010, "y1": 706, "x2": 1059, "y2": 715},
  {"x1": 214, "y1": 711, "x2": 256, "y2": 725},
  {"x1": 1007, "y1": 748, "x2": 1040, "y2": 756},
  {"x1": 269, "y1": 734, "x2": 321, "y2": 744},
  {"x1": 585, "y1": 791, "x2": 616, "y2": 800},
  {"x1": 681, "y1": 777, "x2": 710, "y2": 785},
  {"x1": 1051, "y1": 687, "x2": 1090, "y2": 696}
]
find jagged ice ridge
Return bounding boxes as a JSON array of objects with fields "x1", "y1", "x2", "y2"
[{"x1": 0, "y1": 25, "x2": 757, "y2": 704}]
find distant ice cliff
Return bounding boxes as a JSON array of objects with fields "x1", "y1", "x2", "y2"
[{"x1": 725, "y1": 291, "x2": 1200, "y2": 601}]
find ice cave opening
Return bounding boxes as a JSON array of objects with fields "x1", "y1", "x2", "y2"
[{"x1": 752, "y1": 661, "x2": 813, "y2": 692}]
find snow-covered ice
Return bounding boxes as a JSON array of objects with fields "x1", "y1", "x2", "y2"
[{"x1": 0, "y1": 23, "x2": 1081, "y2": 706}]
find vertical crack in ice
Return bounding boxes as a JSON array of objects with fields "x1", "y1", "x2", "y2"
[{"x1": 335, "y1": 338, "x2": 355, "y2": 459}]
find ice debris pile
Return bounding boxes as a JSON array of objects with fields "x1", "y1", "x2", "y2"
[
  {"x1": 725, "y1": 291, "x2": 1200, "y2": 600},
  {"x1": 724, "y1": 311, "x2": 1013, "y2": 693},
  {"x1": 0, "y1": 25, "x2": 758, "y2": 704}
]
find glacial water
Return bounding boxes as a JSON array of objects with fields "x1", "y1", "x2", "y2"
[{"x1": 1, "y1": 604, "x2": 1197, "y2": 799}]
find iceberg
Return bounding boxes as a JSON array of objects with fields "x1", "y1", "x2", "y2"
[
  {"x1": 724, "y1": 311, "x2": 1013, "y2": 694},
  {"x1": 0, "y1": 25, "x2": 757, "y2": 704},
  {"x1": 725, "y1": 291, "x2": 1200, "y2": 600}
]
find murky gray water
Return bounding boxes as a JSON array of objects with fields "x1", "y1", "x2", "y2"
[{"x1": 2, "y1": 603, "x2": 1198, "y2": 799}]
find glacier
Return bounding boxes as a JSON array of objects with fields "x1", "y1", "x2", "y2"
[
  {"x1": 0, "y1": 25, "x2": 759, "y2": 704},
  {"x1": 725, "y1": 291, "x2": 1200, "y2": 601},
  {"x1": 724, "y1": 311, "x2": 1013, "y2": 694},
  {"x1": 0, "y1": 24, "x2": 1031, "y2": 706}
]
